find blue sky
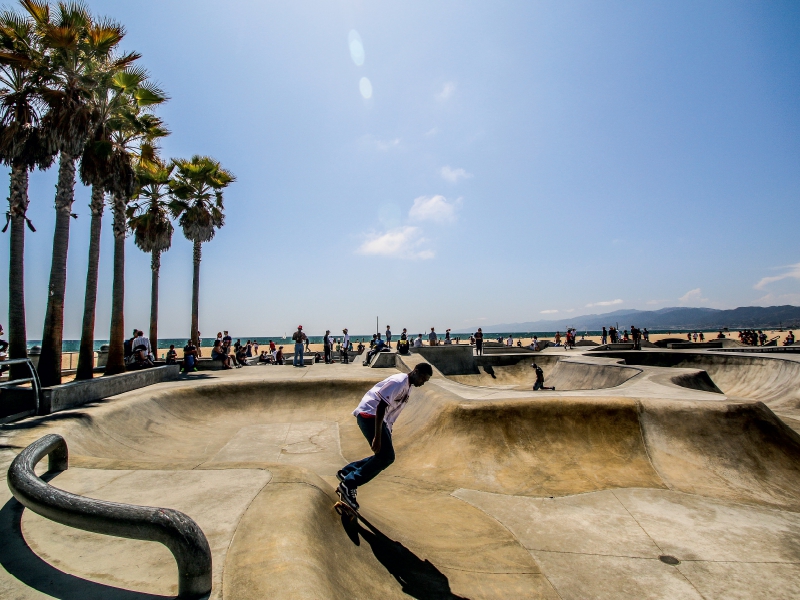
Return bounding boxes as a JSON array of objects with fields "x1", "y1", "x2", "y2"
[{"x1": 1, "y1": 0, "x2": 799, "y2": 338}]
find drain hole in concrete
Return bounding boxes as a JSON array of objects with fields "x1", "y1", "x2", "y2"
[{"x1": 659, "y1": 555, "x2": 680, "y2": 565}]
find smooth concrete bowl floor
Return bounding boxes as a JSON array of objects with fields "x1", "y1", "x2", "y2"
[{"x1": 1, "y1": 351, "x2": 800, "y2": 599}]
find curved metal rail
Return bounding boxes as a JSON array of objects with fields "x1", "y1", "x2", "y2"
[
  {"x1": 6, "y1": 434, "x2": 212, "y2": 599},
  {"x1": 0, "y1": 357, "x2": 41, "y2": 422}
]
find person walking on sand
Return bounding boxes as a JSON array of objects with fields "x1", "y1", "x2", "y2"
[
  {"x1": 429, "y1": 327, "x2": 438, "y2": 346},
  {"x1": 532, "y1": 362, "x2": 555, "y2": 391},
  {"x1": 292, "y1": 325, "x2": 307, "y2": 367},
  {"x1": 337, "y1": 363, "x2": 434, "y2": 510}
]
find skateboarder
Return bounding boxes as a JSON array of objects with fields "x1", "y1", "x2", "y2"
[
  {"x1": 532, "y1": 362, "x2": 555, "y2": 391},
  {"x1": 337, "y1": 363, "x2": 434, "y2": 510}
]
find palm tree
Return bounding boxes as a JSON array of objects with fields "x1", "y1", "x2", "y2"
[
  {"x1": 0, "y1": 5, "x2": 57, "y2": 379},
  {"x1": 75, "y1": 66, "x2": 163, "y2": 380},
  {"x1": 103, "y1": 114, "x2": 168, "y2": 376},
  {"x1": 170, "y1": 156, "x2": 235, "y2": 347},
  {"x1": 127, "y1": 159, "x2": 175, "y2": 356},
  {"x1": 30, "y1": 1, "x2": 134, "y2": 386}
]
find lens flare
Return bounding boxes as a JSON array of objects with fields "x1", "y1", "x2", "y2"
[
  {"x1": 348, "y1": 30, "x2": 364, "y2": 66},
  {"x1": 359, "y1": 77, "x2": 373, "y2": 99}
]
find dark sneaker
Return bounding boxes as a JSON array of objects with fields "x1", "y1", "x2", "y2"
[
  {"x1": 336, "y1": 469, "x2": 346, "y2": 482},
  {"x1": 337, "y1": 481, "x2": 359, "y2": 511}
]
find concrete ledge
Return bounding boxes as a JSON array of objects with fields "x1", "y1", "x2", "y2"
[
  {"x1": 365, "y1": 350, "x2": 396, "y2": 368},
  {"x1": 667, "y1": 342, "x2": 723, "y2": 350},
  {"x1": 590, "y1": 343, "x2": 635, "y2": 351},
  {"x1": 41, "y1": 365, "x2": 180, "y2": 414},
  {"x1": 412, "y1": 345, "x2": 476, "y2": 375},
  {"x1": 196, "y1": 358, "x2": 226, "y2": 370}
]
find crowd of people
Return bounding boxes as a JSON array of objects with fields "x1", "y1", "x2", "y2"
[
  {"x1": 738, "y1": 329, "x2": 769, "y2": 346},
  {"x1": 147, "y1": 323, "x2": 800, "y2": 376}
]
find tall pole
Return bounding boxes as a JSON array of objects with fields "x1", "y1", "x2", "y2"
[{"x1": 376, "y1": 316, "x2": 378, "y2": 335}]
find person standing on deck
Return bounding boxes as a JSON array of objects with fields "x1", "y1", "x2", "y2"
[
  {"x1": 324, "y1": 330, "x2": 333, "y2": 364},
  {"x1": 292, "y1": 326, "x2": 307, "y2": 367}
]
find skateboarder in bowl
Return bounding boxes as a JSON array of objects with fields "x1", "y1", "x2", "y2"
[
  {"x1": 337, "y1": 362, "x2": 434, "y2": 510},
  {"x1": 532, "y1": 362, "x2": 555, "y2": 391}
]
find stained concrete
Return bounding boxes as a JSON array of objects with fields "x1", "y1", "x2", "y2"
[{"x1": 1, "y1": 349, "x2": 799, "y2": 599}]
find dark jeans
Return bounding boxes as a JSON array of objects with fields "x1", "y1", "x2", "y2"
[
  {"x1": 341, "y1": 414, "x2": 395, "y2": 488},
  {"x1": 324, "y1": 346, "x2": 332, "y2": 363}
]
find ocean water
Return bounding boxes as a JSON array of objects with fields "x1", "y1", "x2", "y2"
[{"x1": 24, "y1": 329, "x2": 699, "y2": 352}]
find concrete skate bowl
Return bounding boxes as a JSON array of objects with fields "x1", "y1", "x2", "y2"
[
  {"x1": 446, "y1": 354, "x2": 641, "y2": 391},
  {"x1": 3, "y1": 372, "x2": 800, "y2": 599},
  {"x1": 595, "y1": 350, "x2": 800, "y2": 431}
]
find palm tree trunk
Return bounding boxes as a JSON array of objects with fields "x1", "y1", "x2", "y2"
[
  {"x1": 191, "y1": 240, "x2": 201, "y2": 347},
  {"x1": 105, "y1": 193, "x2": 127, "y2": 375},
  {"x1": 38, "y1": 152, "x2": 76, "y2": 387},
  {"x1": 149, "y1": 249, "x2": 160, "y2": 357},
  {"x1": 7, "y1": 164, "x2": 30, "y2": 380},
  {"x1": 76, "y1": 185, "x2": 105, "y2": 380}
]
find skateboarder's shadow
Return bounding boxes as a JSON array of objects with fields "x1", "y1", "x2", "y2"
[{"x1": 343, "y1": 514, "x2": 469, "y2": 600}]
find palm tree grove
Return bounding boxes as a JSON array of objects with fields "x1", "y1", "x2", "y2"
[{"x1": 0, "y1": 0, "x2": 234, "y2": 384}]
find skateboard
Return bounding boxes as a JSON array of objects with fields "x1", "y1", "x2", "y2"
[{"x1": 334, "y1": 487, "x2": 359, "y2": 522}]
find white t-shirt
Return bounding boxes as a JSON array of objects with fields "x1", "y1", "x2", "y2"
[
  {"x1": 132, "y1": 335, "x2": 152, "y2": 355},
  {"x1": 352, "y1": 373, "x2": 411, "y2": 433},
  {"x1": 342, "y1": 334, "x2": 350, "y2": 347},
  {"x1": 413, "y1": 337, "x2": 423, "y2": 347},
  {"x1": 506, "y1": 337, "x2": 513, "y2": 346}
]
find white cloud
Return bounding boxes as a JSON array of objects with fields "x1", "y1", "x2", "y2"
[
  {"x1": 425, "y1": 127, "x2": 438, "y2": 136},
  {"x1": 540, "y1": 309, "x2": 559, "y2": 314},
  {"x1": 679, "y1": 288, "x2": 708, "y2": 303},
  {"x1": 440, "y1": 166, "x2": 473, "y2": 183},
  {"x1": 357, "y1": 226, "x2": 433, "y2": 260},
  {"x1": 754, "y1": 262, "x2": 800, "y2": 290},
  {"x1": 565, "y1": 309, "x2": 575, "y2": 313},
  {"x1": 409, "y1": 195, "x2": 461, "y2": 223},
  {"x1": 756, "y1": 292, "x2": 800, "y2": 305},
  {"x1": 585, "y1": 299, "x2": 623, "y2": 308},
  {"x1": 436, "y1": 81, "x2": 456, "y2": 101},
  {"x1": 359, "y1": 134, "x2": 400, "y2": 151}
]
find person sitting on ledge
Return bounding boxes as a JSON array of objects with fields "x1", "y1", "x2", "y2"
[
  {"x1": 212, "y1": 339, "x2": 233, "y2": 369},
  {"x1": 183, "y1": 340, "x2": 198, "y2": 372},
  {"x1": 414, "y1": 333, "x2": 423, "y2": 348},
  {"x1": 275, "y1": 346, "x2": 285, "y2": 364},
  {"x1": 363, "y1": 333, "x2": 386, "y2": 365},
  {"x1": 166, "y1": 345, "x2": 178, "y2": 365},
  {"x1": 235, "y1": 345, "x2": 248, "y2": 367},
  {"x1": 784, "y1": 332, "x2": 795, "y2": 346},
  {"x1": 397, "y1": 332, "x2": 410, "y2": 355},
  {"x1": 258, "y1": 350, "x2": 271, "y2": 364}
]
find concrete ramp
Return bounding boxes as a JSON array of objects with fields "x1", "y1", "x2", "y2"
[
  {"x1": 448, "y1": 356, "x2": 640, "y2": 391},
  {"x1": 3, "y1": 362, "x2": 800, "y2": 599}
]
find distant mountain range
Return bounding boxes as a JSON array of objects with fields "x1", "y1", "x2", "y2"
[{"x1": 455, "y1": 305, "x2": 800, "y2": 333}]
